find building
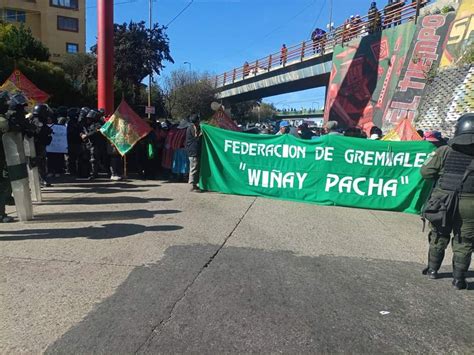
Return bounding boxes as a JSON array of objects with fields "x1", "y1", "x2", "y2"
[{"x1": 0, "y1": 0, "x2": 86, "y2": 62}]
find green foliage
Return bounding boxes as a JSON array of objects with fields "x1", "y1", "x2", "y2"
[
  {"x1": 90, "y1": 21, "x2": 173, "y2": 105},
  {"x1": 441, "y1": 5, "x2": 455, "y2": 14},
  {"x1": 229, "y1": 101, "x2": 277, "y2": 122},
  {"x1": 459, "y1": 42, "x2": 474, "y2": 65},
  {"x1": 0, "y1": 22, "x2": 49, "y2": 61},
  {"x1": 163, "y1": 69, "x2": 216, "y2": 119},
  {"x1": 61, "y1": 53, "x2": 97, "y2": 106},
  {"x1": 230, "y1": 100, "x2": 260, "y2": 121}
]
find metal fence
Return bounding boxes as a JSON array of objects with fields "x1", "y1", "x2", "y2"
[{"x1": 214, "y1": 1, "x2": 428, "y2": 88}]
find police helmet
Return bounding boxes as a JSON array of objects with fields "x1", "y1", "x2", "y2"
[
  {"x1": 67, "y1": 107, "x2": 79, "y2": 120},
  {"x1": 450, "y1": 113, "x2": 474, "y2": 146},
  {"x1": 33, "y1": 104, "x2": 51, "y2": 120},
  {"x1": 79, "y1": 107, "x2": 90, "y2": 118},
  {"x1": 8, "y1": 93, "x2": 28, "y2": 111},
  {"x1": 86, "y1": 109, "x2": 99, "y2": 121}
]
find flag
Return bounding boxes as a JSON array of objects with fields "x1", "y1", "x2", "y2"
[
  {"x1": 382, "y1": 117, "x2": 422, "y2": 141},
  {"x1": 7, "y1": 70, "x2": 49, "y2": 103},
  {"x1": 209, "y1": 108, "x2": 241, "y2": 131},
  {"x1": 100, "y1": 100, "x2": 152, "y2": 156}
]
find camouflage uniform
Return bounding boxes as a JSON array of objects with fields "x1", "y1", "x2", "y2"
[{"x1": 421, "y1": 114, "x2": 474, "y2": 290}]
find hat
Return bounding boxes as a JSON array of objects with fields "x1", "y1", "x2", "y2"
[
  {"x1": 325, "y1": 121, "x2": 338, "y2": 130},
  {"x1": 423, "y1": 131, "x2": 439, "y2": 142},
  {"x1": 280, "y1": 120, "x2": 289, "y2": 128}
]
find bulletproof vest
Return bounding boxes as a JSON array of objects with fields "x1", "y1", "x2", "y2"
[{"x1": 438, "y1": 149, "x2": 474, "y2": 193}]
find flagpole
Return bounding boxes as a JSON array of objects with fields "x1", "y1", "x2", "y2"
[{"x1": 123, "y1": 155, "x2": 128, "y2": 179}]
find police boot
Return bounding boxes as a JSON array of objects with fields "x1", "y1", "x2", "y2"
[
  {"x1": 452, "y1": 271, "x2": 467, "y2": 290},
  {"x1": 452, "y1": 257, "x2": 470, "y2": 290},
  {"x1": 422, "y1": 267, "x2": 439, "y2": 279},
  {"x1": 1, "y1": 214, "x2": 14, "y2": 223},
  {"x1": 422, "y1": 249, "x2": 444, "y2": 279}
]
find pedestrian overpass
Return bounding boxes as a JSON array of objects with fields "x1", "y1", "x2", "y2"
[
  {"x1": 214, "y1": 1, "x2": 423, "y2": 103},
  {"x1": 215, "y1": 52, "x2": 332, "y2": 103}
]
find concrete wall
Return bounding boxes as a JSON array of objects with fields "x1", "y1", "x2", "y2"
[{"x1": 416, "y1": 65, "x2": 474, "y2": 136}]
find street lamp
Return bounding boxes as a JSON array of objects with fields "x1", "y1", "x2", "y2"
[{"x1": 184, "y1": 61, "x2": 192, "y2": 71}]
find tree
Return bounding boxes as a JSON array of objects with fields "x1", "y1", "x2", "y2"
[
  {"x1": 230, "y1": 100, "x2": 261, "y2": 121},
  {"x1": 162, "y1": 69, "x2": 216, "y2": 119},
  {"x1": 252, "y1": 102, "x2": 277, "y2": 121},
  {"x1": 0, "y1": 22, "x2": 49, "y2": 62},
  {"x1": 90, "y1": 21, "x2": 173, "y2": 104},
  {"x1": 61, "y1": 53, "x2": 97, "y2": 105}
]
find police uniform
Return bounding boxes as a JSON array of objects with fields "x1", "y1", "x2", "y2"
[
  {"x1": 0, "y1": 115, "x2": 13, "y2": 222},
  {"x1": 421, "y1": 113, "x2": 474, "y2": 290},
  {"x1": 0, "y1": 92, "x2": 13, "y2": 222}
]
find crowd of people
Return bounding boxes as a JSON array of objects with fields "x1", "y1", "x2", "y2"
[
  {"x1": 0, "y1": 91, "x2": 205, "y2": 223},
  {"x1": 247, "y1": 119, "x2": 450, "y2": 146}
]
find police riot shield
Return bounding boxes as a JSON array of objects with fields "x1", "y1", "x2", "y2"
[
  {"x1": 23, "y1": 136, "x2": 42, "y2": 202},
  {"x1": 2, "y1": 132, "x2": 33, "y2": 221}
]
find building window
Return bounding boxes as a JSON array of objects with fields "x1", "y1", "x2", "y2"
[
  {"x1": 66, "y1": 43, "x2": 79, "y2": 53},
  {"x1": 2, "y1": 9, "x2": 26, "y2": 23},
  {"x1": 50, "y1": 0, "x2": 78, "y2": 9},
  {"x1": 57, "y1": 16, "x2": 79, "y2": 32}
]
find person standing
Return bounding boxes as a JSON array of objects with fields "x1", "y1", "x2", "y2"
[
  {"x1": 81, "y1": 110, "x2": 102, "y2": 180},
  {"x1": 185, "y1": 114, "x2": 201, "y2": 192},
  {"x1": 0, "y1": 92, "x2": 13, "y2": 223},
  {"x1": 368, "y1": 2, "x2": 382, "y2": 34},
  {"x1": 280, "y1": 44, "x2": 288, "y2": 66},
  {"x1": 31, "y1": 104, "x2": 53, "y2": 187},
  {"x1": 421, "y1": 113, "x2": 474, "y2": 290}
]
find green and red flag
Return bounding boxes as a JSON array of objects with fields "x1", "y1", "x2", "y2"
[{"x1": 100, "y1": 100, "x2": 152, "y2": 156}]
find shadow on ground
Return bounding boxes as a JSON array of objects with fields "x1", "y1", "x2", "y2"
[
  {"x1": 0, "y1": 223, "x2": 183, "y2": 240},
  {"x1": 7, "y1": 209, "x2": 181, "y2": 223},
  {"x1": 41, "y1": 188, "x2": 151, "y2": 195},
  {"x1": 46, "y1": 245, "x2": 473, "y2": 354},
  {"x1": 37, "y1": 196, "x2": 172, "y2": 206}
]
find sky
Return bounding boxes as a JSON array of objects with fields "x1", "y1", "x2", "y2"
[{"x1": 85, "y1": 0, "x2": 373, "y2": 109}]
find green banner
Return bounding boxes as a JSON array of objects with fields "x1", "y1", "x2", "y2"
[{"x1": 200, "y1": 124, "x2": 436, "y2": 214}]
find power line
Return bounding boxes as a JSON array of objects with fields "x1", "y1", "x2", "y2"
[
  {"x1": 308, "y1": 0, "x2": 327, "y2": 36},
  {"x1": 165, "y1": 0, "x2": 194, "y2": 28},
  {"x1": 212, "y1": 0, "x2": 319, "y2": 63}
]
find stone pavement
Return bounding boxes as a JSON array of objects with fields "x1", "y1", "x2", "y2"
[{"x1": 0, "y1": 179, "x2": 472, "y2": 353}]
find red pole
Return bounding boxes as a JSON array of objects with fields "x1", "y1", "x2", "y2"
[{"x1": 97, "y1": 0, "x2": 114, "y2": 115}]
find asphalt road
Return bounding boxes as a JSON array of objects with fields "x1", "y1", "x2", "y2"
[{"x1": 1, "y1": 179, "x2": 472, "y2": 353}]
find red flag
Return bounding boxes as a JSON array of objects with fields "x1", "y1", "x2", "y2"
[
  {"x1": 8, "y1": 70, "x2": 49, "y2": 103},
  {"x1": 210, "y1": 108, "x2": 241, "y2": 131},
  {"x1": 382, "y1": 117, "x2": 422, "y2": 141}
]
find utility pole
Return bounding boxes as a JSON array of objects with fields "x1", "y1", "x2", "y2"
[
  {"x1": 147, "y1": 0, "x2": 152, "y2": 119},
  {"x1": 415, "y1": 0, "x2": 421, "y2": 24},
  {"x1": 329, "y1": 0, "x2": 333, "y2": 31}
]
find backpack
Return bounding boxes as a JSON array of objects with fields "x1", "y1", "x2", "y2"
[{"x1": 421, "y1": 160, "x2": 474, "y2": 231}]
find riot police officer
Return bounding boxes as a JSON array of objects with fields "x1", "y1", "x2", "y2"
[
  {"x1": 421, "y1": 113, "x2": 474, "y2": 290},
  {"x1": 31, "y1": 104, "x2": 53, "y2": 187},
  {"x1": 66, "y1": 108, "x2": 81, "y2": 176},
  {"x1": 0, "y1": 92, "x2": 13, "y2": 223},
  {"x1": 81, "y1": 109, "x2": 102, "y2": 180}
]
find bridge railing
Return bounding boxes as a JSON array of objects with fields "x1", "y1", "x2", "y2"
[{"x1": 214, "y1": 1, "x2": 427, "y2": 89}]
